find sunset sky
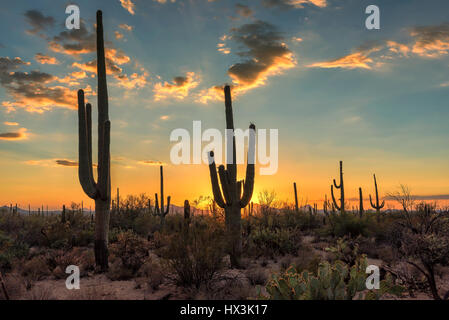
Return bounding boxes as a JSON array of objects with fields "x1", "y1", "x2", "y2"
[{"x1": 1, "y1": 0, "x2": 449, "y2": 210}]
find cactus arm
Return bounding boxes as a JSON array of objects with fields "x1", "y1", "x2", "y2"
[
  {"x1": 218, "y1": 165, "x2": 232, "y2": 205},
  {"x1": 208, "y1": 151, "x2": 226, "y2": 208},
  {"x1": 369, "y1": 194, "x2": 376, "y2": 208},
  {"x1": 164, "y1": 196, "x2": 171, "y2": 216},
  {"x1": 379, "y1": 200, "x2": 385, "y2": 209},
  {"x1": 331, "y1": 185, "x2": 341, "y2": 211},
  {"x1": 155, "y1": 193, "x2": 160, "y2": 215},
  {"x1": 86, "y1": 103, "x2": 93, "y2": 175},
  {"x1": 160, "y1": 166, "x2": 164, "y2": 215},
  {"x1": 99, "y1": 120, "x2": 110, "y2": 201},
  {"x1": 333, "y1": 179, "x2": 341, "y2": 189},
  {"x1": 224, "y1": 85, "x2": 237, "y2": 184},
  {"x1": 77, "y1": 89, "x2": 97, "y2": 199},
  {"x1": 240, "y1": 123, "x2": 255, "y2": 208}
]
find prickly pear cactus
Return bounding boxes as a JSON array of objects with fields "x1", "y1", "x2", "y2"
[{"x1": 260, "y1": 255, "x2": 403, "y2": 300}]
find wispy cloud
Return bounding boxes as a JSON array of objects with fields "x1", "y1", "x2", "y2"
[
  {"x1": 410, "y1": 23, "x2": 449, "y2": 58},
  {"x1": 35, "y1": 53, "x2": 59, "y2": 65},
  {"x1": 3, "y1": 121, "x2": 19, "y2": 126},
  {"x1": 138, "y1": 160, "x2": 166, "y2": 166},
  {"x1": 153, "y1": 72, "x2": 200, "y2": 101},
  {"x1": 24, "y1": 10, "x2": 54, "y2": 35},
  {"x1": 120, "y1": 0, "x2": 136, "y2": 15},
  {"x1": 262, "y1": 0, "x2": 327, "y2": 9},
  {"x1": 0, "y1": 128, "x2": 28, "y2": 141}
]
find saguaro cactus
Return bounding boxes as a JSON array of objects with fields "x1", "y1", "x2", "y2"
[
  {"x1": 77, "y1": 10, "x2": 111, "y2": 271},
  {"x1": 293, "y1": 182, "x2": 299, "y2": 212},
  {"x1": 155, "y1": 166, "x2": 171, "y2": 225},
  {"x1": 208, "y1": 85, "x2": 255, "y2": 268},
  {"x1": 369, "y1": 174, "x2": 385, "y2": 221},
  {"x1": 359, "y1": 187, "x2": 364, "y2": 218},
  {"x1": 331, "y1": 161, "x2": 345, "y2": 213}
]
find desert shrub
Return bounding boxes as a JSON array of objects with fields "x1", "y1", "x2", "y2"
[
  {"x1": 327, "y1": 213, "x2": 369, "y2": 238},
  {"x1": 20, "y1": 256, "x2": 51, "y2": 281},
  {"x1": 138, "y1": 258, "x2": 164, "y2": 290},
  {"x1": 247, "y1": 226, "x2": 301, "y2": 257},
  {"x1": 291, "y1": 246, "x2": 322, "y2": 275},
  {"x1": 246, "y1": 268, "x2": 268, "y2": 286},
  {"x1": 109, "y1": 230, "x2": 149, "y2": 274},
  {"x1": 389, "y1": 204, "x2": 449, "y2": 300},
  {"x1": 0, "y1": 231, "x2": 29, "y2": 273},
  {"x1": 160, "y1": 221, "x2": 226, "y2": 288},
  {"x1": 46, "y1": 248, "x2": 95, "y2": 278}
]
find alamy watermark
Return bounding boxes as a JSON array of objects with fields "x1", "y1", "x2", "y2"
[{"x1": 169, "y1": 121, "x2": 278, "y2": 175}]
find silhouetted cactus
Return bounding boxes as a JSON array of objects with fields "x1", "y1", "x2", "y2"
[
  {"x1": 155, "y1": 165, "x2": 171, "y2": 226},
  {"x1": 369, "y1": 174, "x2": 384, "y2": 221},
  {"x1": 77, "y1": 10, "x2": 111, "y2": 271},
  {"x1": 208, "y1": 85, "x2": 255, "y2": 268},
  {"x1": 331, "y1": 161, "x2": 345, "y2": 213},
  {"x1": 184, "y1": 199, "x2": 191, "y2": 228},
  {"x1": 359, "y1": 187, "x2": 364, "y2": 218},
  {"x1": 293, "y1": 182, "x2": 299, "y2": 212},
  {"x1": 61, "y1": 205, "x2": 66, "y2": 223}
]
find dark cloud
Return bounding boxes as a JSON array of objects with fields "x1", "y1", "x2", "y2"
[
  {"x1": 227, "y1": 20, "x2": 296, "y2": 90},
  {"x1": 262, "y1": 0, "x2": 327, "y2": 9},
  {"x1": 24, "y1": 10, "x2": 55, "y2": 35},
  {"x1": 0, "y1": 56, "x2": 84, "y2": 112},
  {"x1": 410, "y1": 23, "x2": 449, "y2": 57},
  {"x1": 235, "y1": 4, "x2": 253, "y2": 17},
  {"x1": 49, "y1": 21, "x2": 96, "y2": 56},
  {"x1": 55, "y1": 159, "x2": 78, "y2": 167},
  {"x1": 0, "y1": 128, "x2": 27, "y2": 140}
]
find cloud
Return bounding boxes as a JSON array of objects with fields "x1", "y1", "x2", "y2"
[
  {"x1": 115, "y1": 72, "x2": 148, "y2": 89},
  {"x1": 119, "y1": 24, "x2": 133, "y2": 32},
  {"x1": 0, "y1": 57, "x2": 91, "y2": 113},
  {"x1": 410, "y1": 23, "x2": 449, "y2": 58},
  {"x1": 25, "y1": 158, "x2": 82, "y2": 167},
  {"x1": 153, "y1": 72, "x2": 200, "y2": 101},
  {"x1": 197, "y1": 85, "x2": 223, "y2": 104},
  {"x1": 0, "y1": 57, "x2": 83, "y2": 112},
  {"x1": 35, "y1": 53, "x2": 59, "y2": 65},
  {"x1": 24, "y1": 10, "x2": 55, "y2": 35},
  {"x1": 138, "y1": 160, "x2": 166, "y2": 166},
  {"x1": 48, "y1": 21, "x2": 96, "y2": 56},
  {"x1": 154, "y1": 0, "x2": 177, "y2": 3},
  {"x1": 235, "y1": 4, "x2": 253, "y2": 17},
  {"x1": 55, "y1": 159, "x2": 78, "y2": 167},
  {"x1": 386, "y1": 41, "x2": 410, "y2": 57},
  {"x1": 120, "y1": 0, "x2": 136, "y2": 15},
  {"x1": 307, "y1": 52, "x2": 374, "y2": 70},
  {"x1": 115, "y1": 31, "x2": 124, "y2": 40},
  {"x1": 262, "y1": 0, "x2": 327, "y2": 9},
  {"x1": 0, "y1": 128, "x2": 28, "y2": 141},
  {"x1": 226, "y1": 20, "x2": 296, "y2": 94},
  {"x1": 306, "y1": 43, "x2": 383, "y2": 70},
  {"x1": 3, "y1": 122, "x2": 19, "y2": 126}
]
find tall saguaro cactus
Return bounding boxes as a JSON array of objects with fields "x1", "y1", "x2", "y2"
[
  {"x1": 358, "y1": 187, "x2": 364, "y2": 218},
  {"x1": 77, "y1": 10, "x2": 111, "y2": 271},
  {"x1": 331, "y1": 161, "x2": 345, "y2": 213},
  {"x1": 155, "y1": 165, "x2": 171, "y2": 225},
  {"x1": 369, "y1": 174, "x2": 385, "y2": 221},
  {"x1": 208, "y1": 85, "x2": 255, "y2": 268},
  {"x1": 293, "y1": 182, "x2": 299, "y2": 212}
]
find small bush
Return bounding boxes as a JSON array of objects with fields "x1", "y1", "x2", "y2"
[
  {"x1": 109, "y1": 230, "x2": 149, "y2": 274},
  {"x1": 160, "y1": 221, "x2": 226, "y2": 288}
]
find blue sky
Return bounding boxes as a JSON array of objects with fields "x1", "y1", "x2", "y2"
[{"x1": 1, "y1": 0, "x2": 449, "y2": 209}]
